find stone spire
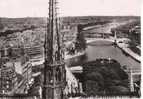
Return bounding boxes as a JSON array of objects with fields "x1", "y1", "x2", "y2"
[{"x1": 43, "y1": 0, "x2": 66, "y2": 99}]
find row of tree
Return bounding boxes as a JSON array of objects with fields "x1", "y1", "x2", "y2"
[
  {"x1": 66, "y1": 24, "x2": 86, "y2": 55},
  {"x1": 81, "y1": 59, "x2": 130, "y2": 96}
]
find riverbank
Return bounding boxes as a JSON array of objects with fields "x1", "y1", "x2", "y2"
[
  {"x1": 86, "y1": 38, "x2": 114, "y2": 44},
  {"x1": 86, "y1": 37, "x2": 140, "y2": 63},
  {"x1": 65, "y1": 51, "x2": 86, "y2": 60},
  {"x1": 116, "y1": 40, "x2": 140, "y2": 62}
]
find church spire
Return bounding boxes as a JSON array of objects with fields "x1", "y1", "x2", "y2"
[{"x1": 43, "y1": 0, "x2": 66, "y2": 98}]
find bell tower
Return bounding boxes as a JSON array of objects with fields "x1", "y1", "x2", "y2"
[{"x1": 42, "y1": 0, "x2": 66, "y2": 99}]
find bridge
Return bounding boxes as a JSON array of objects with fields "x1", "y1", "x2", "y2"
[{"x1": 86, "y1": 38, "x2": 115, "y2": 44}]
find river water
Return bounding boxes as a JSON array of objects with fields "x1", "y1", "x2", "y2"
[{"x1": 66, "y1": 40, "x2": 140, "y2": 73}]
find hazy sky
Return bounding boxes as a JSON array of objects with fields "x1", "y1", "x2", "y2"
[{"x1": 0, "y1": 0, "x2": 141, "y2": 17}]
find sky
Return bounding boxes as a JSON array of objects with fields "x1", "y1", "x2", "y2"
[{"x1": 0, "y1": 0, "x2": 141, "y2": 18}]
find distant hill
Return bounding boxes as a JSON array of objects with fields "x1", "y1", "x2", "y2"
[
  {"x1": 61, "y1": 16, "x2": 140, "y2": 24},
  {"x1": 0, "y1": 16, "x2": 140, "y2": 26}
]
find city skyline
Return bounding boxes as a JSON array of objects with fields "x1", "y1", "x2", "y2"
[{"x1": 0, "y1": 0, "x2": 141, "y2": 18}]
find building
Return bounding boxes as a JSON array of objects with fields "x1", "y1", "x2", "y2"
[
  {"x1": 0, "y1": 95, "x2": 40, "y2": 99},
  {"x1": 111, "y1": 27, "x2": 130, "y2": 38},
  {"x1": 129, "y1": 25, "x2": 141, "y2": 44},
  {"x1": 61, "y1": 24, "x2": 78, "y2": 42},
  {"x1": 0, "y1": 61, "x2": 17, "y2": 94},
  {"x1": 21, "y1": 54, "x2": 32, "y2": 84},
  {"x1": 0, "y1": 48, "x2": 9, "y2": 58},
  {"x1": 22, "y1": 61, "x2": 32, "y2": 84}
]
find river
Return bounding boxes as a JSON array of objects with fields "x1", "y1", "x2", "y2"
[{"x1": 66, "y1": 40, "x2": 140, "y2": 73}]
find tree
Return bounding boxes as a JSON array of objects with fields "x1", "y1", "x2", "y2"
[{"x1": 82, "y1": 60, "x2": 130, "y2": 95}]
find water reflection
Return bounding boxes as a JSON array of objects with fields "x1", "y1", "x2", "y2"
[{"x1": 66, "y1": 41, "x2": 140, "y2": 73}]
